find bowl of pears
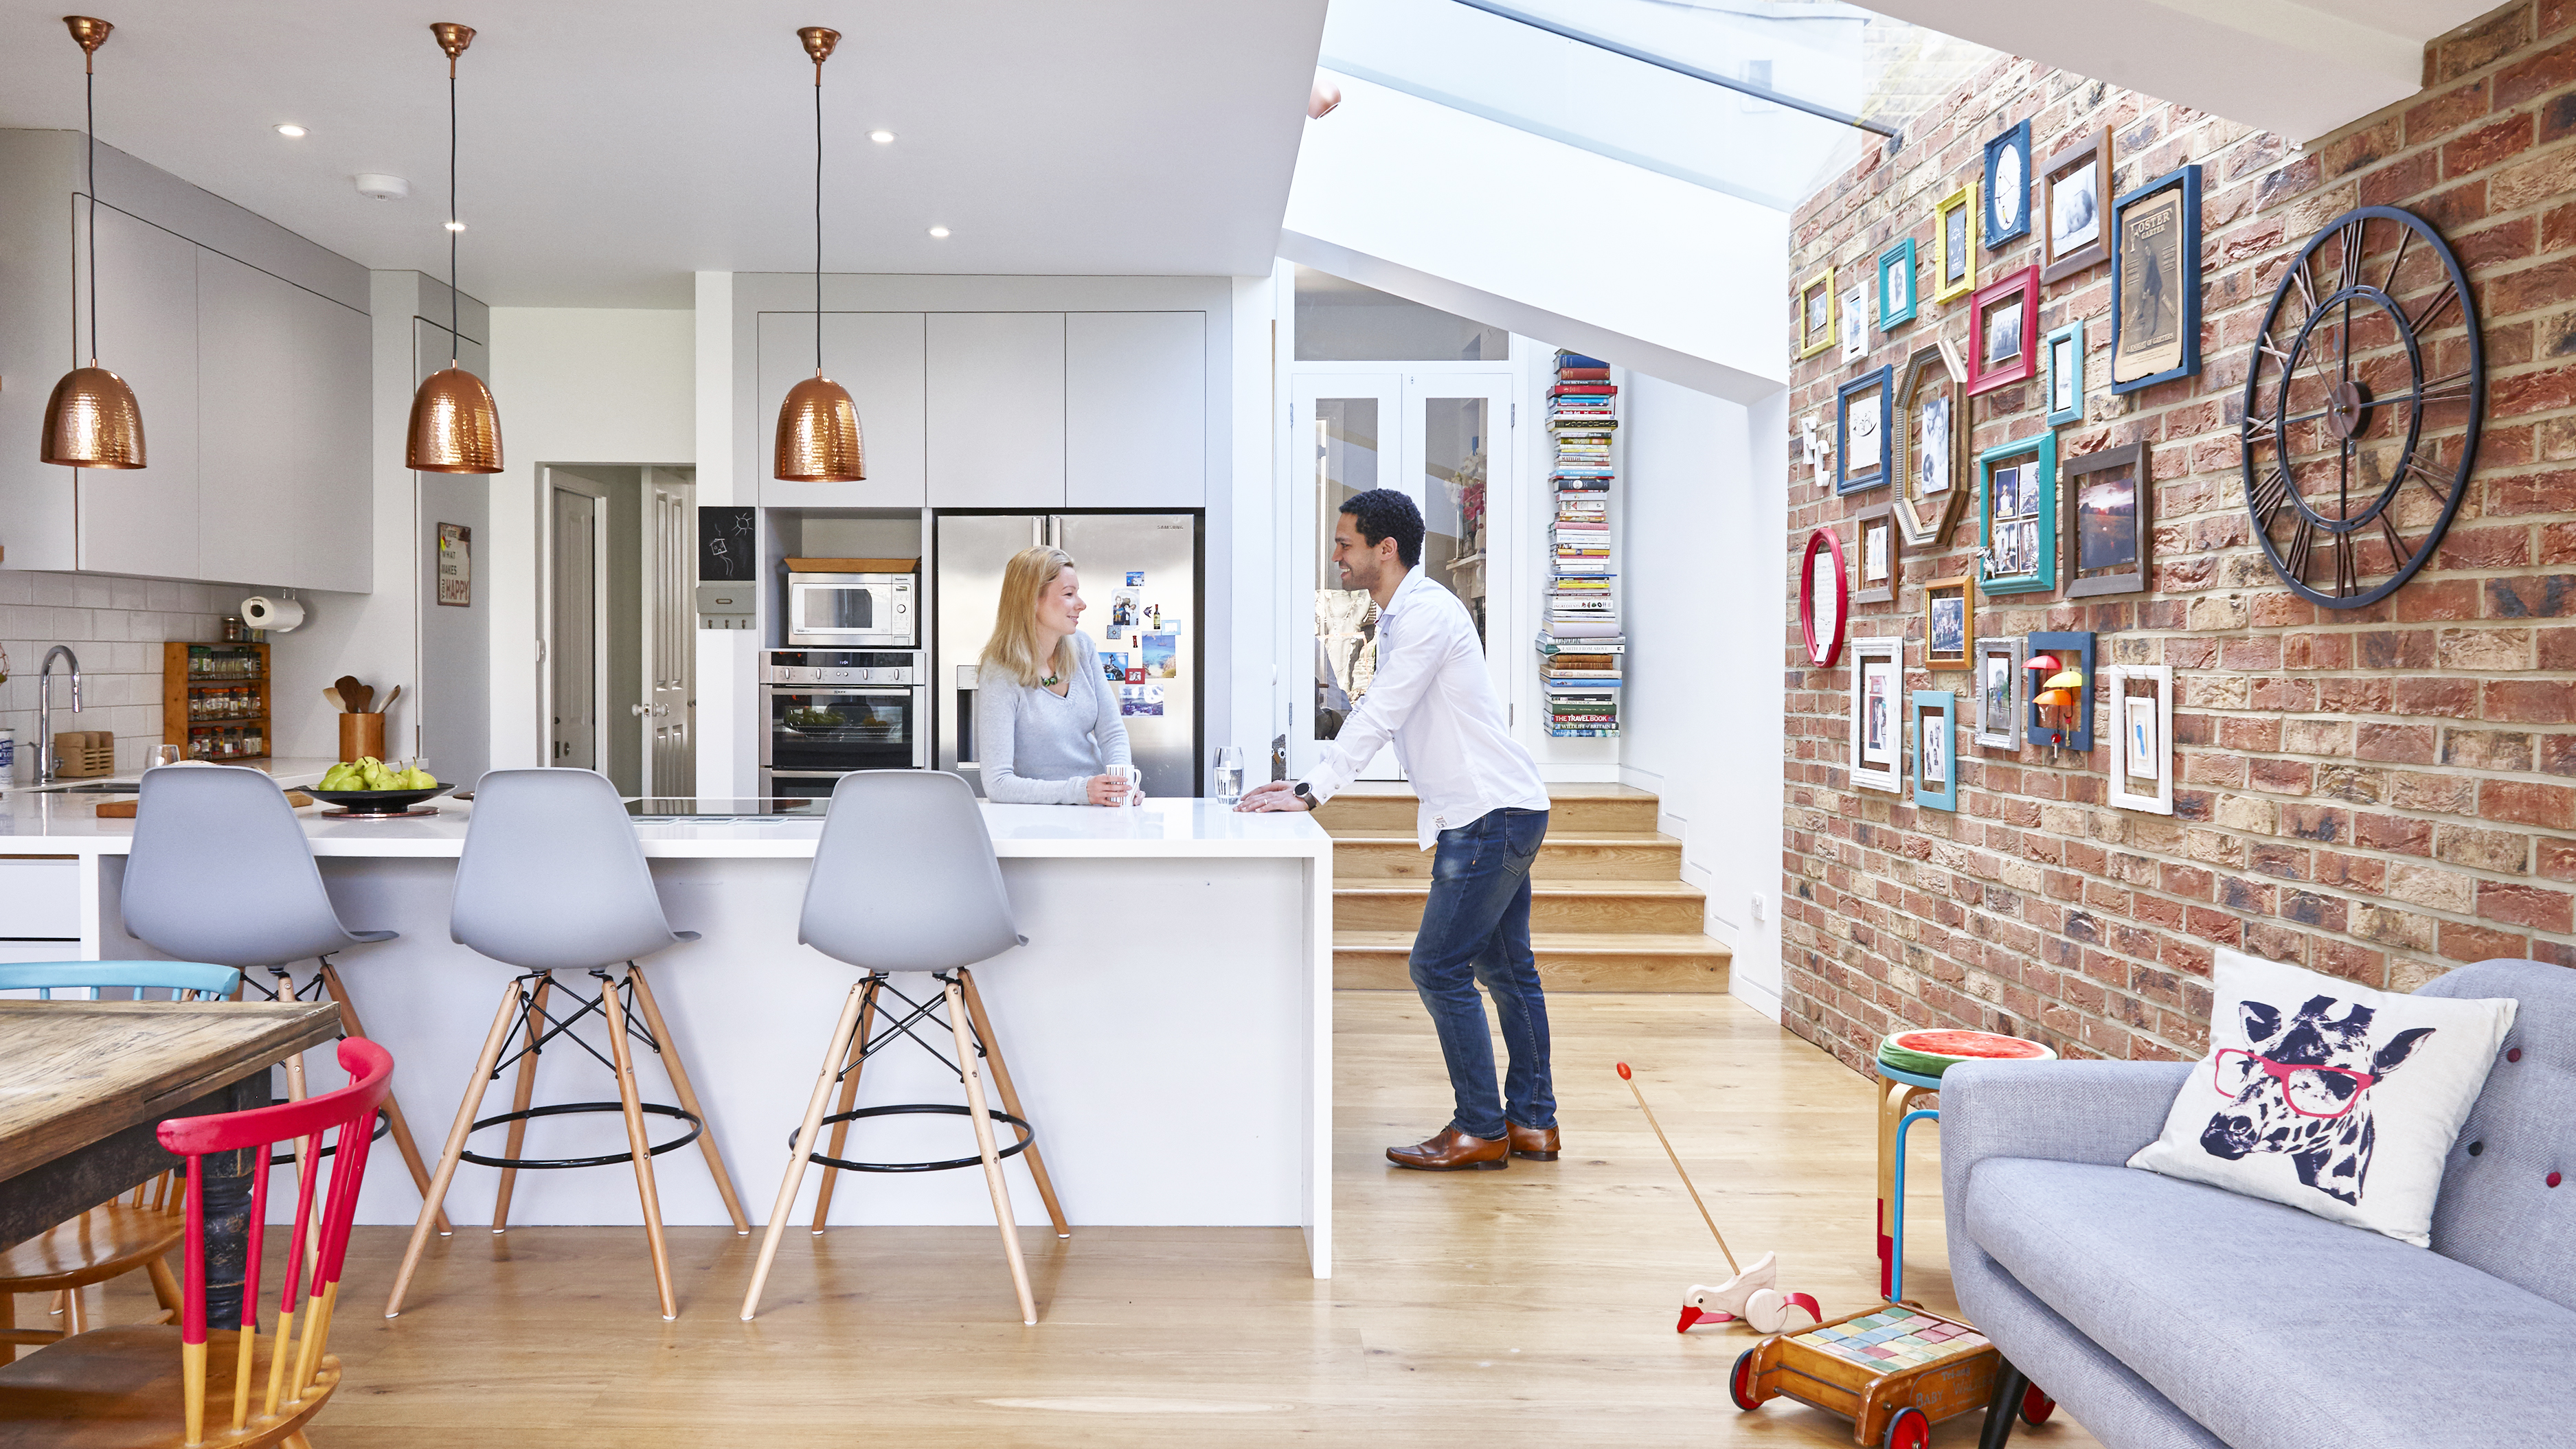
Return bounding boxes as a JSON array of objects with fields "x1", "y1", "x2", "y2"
[{"x1": 304, "y1": 757, "x2": 451, "y2": 818}]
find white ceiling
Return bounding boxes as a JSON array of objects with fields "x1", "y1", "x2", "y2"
[{"x1": 0, "y1": 1, "x2": 1329, "y2": 306}]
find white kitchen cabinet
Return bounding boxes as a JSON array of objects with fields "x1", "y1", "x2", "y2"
[
  {"x1": 927, "y1": 312, "x2": 1065, "y2": 508},
  {"x1": 0, "y1": 858, "x2": 80, "y2": 941},
  {"x1": 198, "y1": 249, "x2": 370, "y2": 591},
  {"x1": 758, "y1": 311, "x2": 927, "y2": 509},
  {"x1": 74, "y1": 205, "x2": 201, "y2": 580},
  {"x1": 1067, "y1": 311, "x2": 1204, "y2": 508}
]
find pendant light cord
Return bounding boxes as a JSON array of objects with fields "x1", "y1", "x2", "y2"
[
  {"x1": 84, "y1": 58, "x2": 97, "y2": 368},
  {"x1": 449, "y1": 62, "x2": 461, "y2": 369},
  {"x1": 813, "y1": 60, "x2": 824, "y2": 375}
]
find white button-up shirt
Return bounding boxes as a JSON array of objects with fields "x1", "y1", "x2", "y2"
[{"x1": 1301, "y1": 567, "x2": 1548, "y2": 849}]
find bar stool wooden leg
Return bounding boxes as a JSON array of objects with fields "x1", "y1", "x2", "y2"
[
  {"x1": 385, "y1": 974, "x2": 524, "y2": 1318},
  {"x1": 489, "y1": 974, "x2": 555, "y2": 1235},
  {"x1": 603, "y1": 972, "x2": 679, "y2": 1321},
  {"x1": 626, "y1": 963, "x2": 752, "y2": 1235},
  {"x1": 319, "y1": 961, "x2": 453, "y2": 1236},
  {"x1": 946, "y1": 977, "x2": 1036, "y2": 1326},
  {"x1": 741, "y1": 982, "x2": 869, "y2": 1321},
  {"x1": 809, "y1": 976, "x2": 880, "y2": 1234},
  {"x1": 63, "y1": 1287, "x2": 87, "y2": 1335},
  {"x1": 957, "y1": 968, "x2": 1069, "y2": 1240}
]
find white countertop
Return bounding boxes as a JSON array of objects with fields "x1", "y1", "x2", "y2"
[{"x1": 0, "y1": 757, "x2": 339, "y2": 796}]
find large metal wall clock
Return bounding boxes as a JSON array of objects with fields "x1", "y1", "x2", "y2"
[{"x1": 2240, "y1": 205, "x2": 2483, "y2": 608}]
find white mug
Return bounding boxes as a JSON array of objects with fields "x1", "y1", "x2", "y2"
[{"x1": 1116, "y1": 764, "x2": 1144, "y2": 806}]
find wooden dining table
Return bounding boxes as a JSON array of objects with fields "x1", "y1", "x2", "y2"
[{"x1": 0, "y1": 999, "x2": 343, "y2": 1323}]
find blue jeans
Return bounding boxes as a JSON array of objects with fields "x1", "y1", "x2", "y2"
[{"x1": 1408, "y1": 807, "x2": 1554, "y2": 1141}]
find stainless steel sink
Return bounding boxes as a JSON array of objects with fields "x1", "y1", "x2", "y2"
[{"x1": 39, "y1": 781, "x2": 139, "y2": 793}]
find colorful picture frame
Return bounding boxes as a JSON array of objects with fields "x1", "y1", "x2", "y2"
[
  {"x1": 1922, "y1": 575, "x2": 1974, "y2": 669},
  {"x1": 1967, "y1": 266, "x2": 2040, "y2": 396},
  {"x1": 2109, "y1": 164, "x2": 2202, "y2": 394},
  {"x1": 2064, "y1": 440, "x2": 2151, "y2": 597},
  {"x1": 1840, "y1": 282, "x2": 1869, "y2": 362},
  {"x1": 2040, "y1": 126, "x2": 2110, "y2": 282},
  {"x1": 1978, "y1": 431, "x2": 2059, "y2": 596},
  {"x1": 1877, "y1": 239, "x2": 1918, "y2": 329},
  {"x1": 1853, "y1": 503, "x2": 1899, "y2": 606},
  {"x1": 1913, "y1": 690, "x2": 1958, "y2": 810},
  {"x1": 1800, "y1": 527, "x2": 1849, "y2": 668},
  {"x1": 1931, "y1": 183, "x2": 1978, "y2": 304},
  {"x1": 1972, "y1": 635, "x2": 2026, "y2": 749},
  {"x1": 2025, "y1": 629, "x2": 2097, "y2": 753},
  {"x1": 1836, "y1": 367, "x2": 1894, "y2": 494},
  {"x1": 1850, "y1": 635, "x2": 1905, "y2": 795},
  {"x1": 1983, "y1": 120, "x2": 2033, "y2": 249},
  {"x1": 1893, "y1": 345, "x2": 1969, "y2": 548},
  {"x1": 2108, "y1": 663, "x2": 2175, "y2": 814},
  {"x1": 2043, "y1": 319, "x2": 2086, "y2": 425},
  {"x1": 1798, "y1": 268, "x2": 1837, "y2": 359}
]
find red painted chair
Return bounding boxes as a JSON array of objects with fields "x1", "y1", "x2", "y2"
[{"x1": 0, "y1": 1038, "x2": 393, "y2": 1448}]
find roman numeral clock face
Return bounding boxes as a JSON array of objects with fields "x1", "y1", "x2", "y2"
[{"x1": 2242, "y1": 205, "x2": 2484, "y2": 608}]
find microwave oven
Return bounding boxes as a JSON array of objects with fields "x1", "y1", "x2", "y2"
[{"x1": 784, "y1": 571, "x2": 915, "y2": 648}]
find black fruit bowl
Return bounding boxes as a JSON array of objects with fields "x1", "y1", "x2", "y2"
[{"x1": 301, "y1": 783, "x2": 453, "y2": 817}]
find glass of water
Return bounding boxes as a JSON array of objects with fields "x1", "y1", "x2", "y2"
[
  {"x1": 1212, "y1": 745, "x2": 1244, "y2": 803},
  {"x1": 147, "y1": 744, "x2": 182, "y2": 769}
]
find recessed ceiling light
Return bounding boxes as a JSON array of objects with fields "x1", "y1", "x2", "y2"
[
  {"x1": 927, "y1": 225, "x2": 950, "y2": 238},
  {"x1": 868, "y1": 129, "x2": 895, "y2": 144},
  {"x1": 273, "y1": 123, "x2": 308, "y2": 138},
  {"x1": 444, "y1": 220, "x2": 468, "y2": 232}
]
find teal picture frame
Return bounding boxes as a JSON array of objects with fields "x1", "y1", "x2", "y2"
[
  {"x1": 1912, "y1": 689, "x2": 1958, "y2": 810},
  {"x1": 1977, "y1": 431, "x2": 2058, "y2": 596},
  {"x1": 1877, "y1": 239, "x2": 1918, "y2": 328},
  {"x1": 2043, "y1": 319, "x2": 2085, "y2": 426}
]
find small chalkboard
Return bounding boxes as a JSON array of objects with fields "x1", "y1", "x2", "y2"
[{"x1": 699, "y1": 506, "x2": 756, "y2": 582}]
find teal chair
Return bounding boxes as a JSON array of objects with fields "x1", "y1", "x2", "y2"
[{"x1": 0, "y1": 961, "x2": 240, "y2": 1358}]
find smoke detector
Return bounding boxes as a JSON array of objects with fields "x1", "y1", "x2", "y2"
[{"x1": 353, "y1": 173, "x2": 410, "y2": 201}]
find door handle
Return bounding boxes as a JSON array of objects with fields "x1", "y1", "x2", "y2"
[{"x1": 631, "y1": 703, "x2": 650, "y2": 717}]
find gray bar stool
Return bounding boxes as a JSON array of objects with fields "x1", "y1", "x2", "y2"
[
  {"x1": 383, "y1": 768, "x2": 749, "y2": 1321},
  {"x1": 120, "y1": 762, "x2": 451, "y2": 1233},
  {"x1": 739, "y1": 769, "x2": 1068, "y2": 1326}
]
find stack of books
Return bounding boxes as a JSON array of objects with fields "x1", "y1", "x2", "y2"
[{"x1": 1539, "y1": 351, "x2": 1622, "y2": 737}]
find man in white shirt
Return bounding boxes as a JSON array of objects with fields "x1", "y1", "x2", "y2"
[{"x1": 1240, "y1": 489, "x2": 1557, "y2": 1172}]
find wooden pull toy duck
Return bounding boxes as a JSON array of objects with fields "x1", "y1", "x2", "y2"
[{"x1": 1616, "y1": 1063, "x2": 1824, "y2": 1336}]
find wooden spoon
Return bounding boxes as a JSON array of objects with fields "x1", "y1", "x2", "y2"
[
  {"x1": 381, "y1": 684, "x2": 402, "y2": 717},
  {"x1": 348, "y1": 683, "x2": 374, "y2": 713},
  {"x1": 325, "y1": 685, "x2": 348, "y2": 711},
  {"x1": 334, "y1": 675, "x2": 363, "y2": 713}
]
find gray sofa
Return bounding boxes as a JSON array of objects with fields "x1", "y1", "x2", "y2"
[{"x1": 1941, "y1": 957, "x2": 2576, "y2": 1449}]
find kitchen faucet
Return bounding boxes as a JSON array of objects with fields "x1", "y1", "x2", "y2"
[{"x1": 37, "y1": 646, "x2": 81, "y2": 784}]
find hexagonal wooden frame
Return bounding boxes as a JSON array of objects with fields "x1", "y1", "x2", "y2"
[{"x1": 1893, "y1": 345, "x2": 1970, "y2": 549}]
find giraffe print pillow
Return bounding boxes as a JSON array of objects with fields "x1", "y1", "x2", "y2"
[{"x1": 2128, "y1": 949, "x2": 2518, "y2": 1246}]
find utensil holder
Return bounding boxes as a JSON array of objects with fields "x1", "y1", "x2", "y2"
[{"x1": 339, "y1": 712, "x2": 386, "y2": 762}]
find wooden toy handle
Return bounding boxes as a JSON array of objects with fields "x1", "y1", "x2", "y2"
[{"x1": 1620, "y1": 1063, "x2": 1737, "y2": 1274}]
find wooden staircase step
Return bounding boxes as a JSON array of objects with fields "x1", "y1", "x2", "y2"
[
  {"x1": 1331, "y1": 832, "x2": 1683, "y2": 881},
  {"x1": 1313, "y1": 783, "x2": 1658, "y2": 836},
  {"x1": 1333, "y1": 931, "x2": 1731, "y2": 993},
  {"x1": 1335, "y1": 879, "x2": 1706, "y2": 935}
]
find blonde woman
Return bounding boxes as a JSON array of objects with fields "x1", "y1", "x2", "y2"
[{"x1": 975, "y1": 546, "x2": 1134, "y2": 806}]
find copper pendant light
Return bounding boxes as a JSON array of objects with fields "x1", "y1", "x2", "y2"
[
  {"x1": 773, "y1": 25, "x2": 866, "y2": 483},
  {"x1": 42, "y1": 16, "x2": 145, "y2": 470},
  {"x1": 406, "y1": 22, "x2": 503, "y2": 474}
]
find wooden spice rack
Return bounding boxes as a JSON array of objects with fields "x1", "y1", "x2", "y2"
[{"x1": 161, "y1": 641, "x2": 271, "y2": 763}]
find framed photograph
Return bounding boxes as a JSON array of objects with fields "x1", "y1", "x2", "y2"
[
  {"x1": 1798, "y1": 268, "x2": 1837, "y2": 359},
  {"x1": 1877, "y1": 239, "x2": 1918, "y2": 328},
  {"x1": 1893, "y1": 345, "x2": 1969, "y2": 548},
  {"x1": 1978, "y1": 431, "x2": 2059, "y2": 596},
  {"x1": 2064, "y1": 440, "x2": 2151, "y2": 597},
  {"x1": 2043, "y1": 319, "x2": 2087, "y2": 426},
  {"x1": 1913, "y1": 690, "x2": 1958, "y2": 811},
  {"x1": 2040, "y1": 126, "x2": 2110, "y2": 282},
  {"x1": 1983, "y1": 120, "x2": 2033, "y2": 249},
  {"x1": 1972, "y1": 636, "x2": 2026, "y2": 749},
  {"x1": 1800, "y1": 527, "x2": 1850, "y2": 668},
  {"x1": 2026, "y1": 629, "x2": 2097, "y2": 754},
  {"x1": 1853, "y1": 503, "x2": 1899, "y2": 606},
  {"x1": 1967, "y1": 266, "x2": 2040, "y2": 396},
  {"x1": 1931, "y1": 183, "x2": 1978, "y2": 304},
  {"x1": 2109, "y1": 164, "x2": 2202, "y2": 393},
  {"x1": 2107, "y1": 663, "x2": 2174, "y2": 814},
  {"x1": 1839, "y1": 283, "x2": 1869, "y2": 362},
  {"x1": 1922, "y1": 575, "x2": 1974, "y2": 669},
  {"x1": 1850, "y1": 635, "x2": 1904, "y2": 794},
  {"x1": 1835, "y1": 367, "x2": 1893, "y2": 494}
]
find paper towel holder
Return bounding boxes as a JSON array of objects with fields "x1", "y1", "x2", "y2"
[{"x1": 240, "y1": 592, "x2": 307, "y2": 633}]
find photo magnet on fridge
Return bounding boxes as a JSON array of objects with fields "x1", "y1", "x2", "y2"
[
  {"x1": 1109, "y1": 589, "x2": 1142, "y2": 631},
  {"x1": 1120, "y1": 684, "x2": 1165, "y2": 717},
  {"x1": 1141, "y1": 634, "x2": 1178, "y2": 679},
  {"x1": 1126, "y1": 571, "x2": 1145, "y2": 586}
]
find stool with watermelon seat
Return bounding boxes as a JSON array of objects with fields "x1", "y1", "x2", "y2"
[{"x1": 1871, "y1": 1029, "x2": 2055, "y2": 1304}]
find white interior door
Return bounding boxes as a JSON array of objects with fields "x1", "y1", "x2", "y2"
[
  {"x1": 545, "y1": 475, "x2": 606, "y2": 770},
  {"x1": 645, "y1": 468, "x2": 696, "y2": 795}
]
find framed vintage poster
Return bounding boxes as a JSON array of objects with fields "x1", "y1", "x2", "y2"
[
  {"x1": 2107, "y1": 663, "x2": 2175, "y2": 814},
  {"x1": 1983, "y1": 119, "x2": 2033, "y2": 249},
  {"x1": 1836, "y1": 367, "x2": 1893, "y2": 494},
  {"x1": 2026, "y1": 629, "x2": 2097, "y2": 754},
  {"x1": 2043, "y1": 319, "x2": 2086, "y2": 425},
  {"x1": 1931, "y1": 182, "x2": 1978, "y2": 304},
  {"x1": 1840, "y1": 282, "x2": 1869, "y2": 362},
  {"x1": 2040, "y1": 126, "x2": 2110, "y2": 282},
  {"x1": 1850, "y1": 635, "x2": 1905, "y2": 794},
  {"x1": 2064, "y1": 440, "x2": 2151, "y2": 597},
  {"x1": 1798, "y1": 268, "x2": 1837, "y2": 359},
  {"x1": 1877, "y1": 238, "x2": 1918, "y2": 328},
  {"x1": 2109, "y1": 164, "x2": 2202, "y2": 393},
  {"x1": 1978, "y1": 431, "x2": 2059, "y2": 595},
  {"x1": 1967, "y1": 266, "x2": 2040, "y2": 396},
  {"x1": 1799, "y1": 527, "x2": 1850, "y2": 668},
  {"x1": 436, "y1": 522, "x2": 472, "y2": 606},
  {"x1": 1894, "y1": 345, "x2": 1969, "y2": 548},
  {"x1": 1972, "y1": 635, "x2": 2026, "y2": 749},
  {"x1": 1922, "y1": 574, "x2": 1974, "y2": 669},
  {"x1": 1853, "y1": 503, "x2": 1899, "y2": 605},
  {"x1": 1914, "y1": 690, "x2": 1958, "y2": 810}
]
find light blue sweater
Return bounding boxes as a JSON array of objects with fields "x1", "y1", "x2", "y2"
[{"x1": 975, "y1": 632, "x2": 1132, "y2": 805}]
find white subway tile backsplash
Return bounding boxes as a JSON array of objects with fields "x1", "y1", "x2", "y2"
[{"x1": 0, "y1": 569, "x2": 238, "y2": 784}]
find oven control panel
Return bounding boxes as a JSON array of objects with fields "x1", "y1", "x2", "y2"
[{"x1": 761, "y1": 649, "x2": 922, "y2": 685}]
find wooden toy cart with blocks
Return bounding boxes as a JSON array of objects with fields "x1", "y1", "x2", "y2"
[{"x1": 1728, "y1": 1305, "x2": 2053, "y2": 1449}]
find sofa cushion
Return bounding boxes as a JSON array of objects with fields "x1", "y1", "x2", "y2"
[
  {"x1": 2415, "y1": 958, "x2": 2576, "y2": 1310},
  {"x1": 1967, "y1": 1156, "x2": 2576, "y2": 1449}
]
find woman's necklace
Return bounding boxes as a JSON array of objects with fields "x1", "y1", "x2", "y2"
[{"x1": 1039, "y1": 670, "x2": 1061, "y2": 688}]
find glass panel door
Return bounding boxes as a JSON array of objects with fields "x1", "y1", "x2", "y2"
[{"x1": 1292, "y1": 373, "x2": 1401, "y2": 779}]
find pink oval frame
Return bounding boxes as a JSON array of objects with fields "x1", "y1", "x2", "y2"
[{"x1": 1799, "y1": 527, "x2": 1850, "y2": 668}]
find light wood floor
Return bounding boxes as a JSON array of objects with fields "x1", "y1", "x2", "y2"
[{"x1": 57, "y1": 993, "x2": 2101, "y2": 1447}]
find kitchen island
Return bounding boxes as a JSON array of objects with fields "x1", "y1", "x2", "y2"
[{"x1": 0, "y1": 790, "x2": 1337, "y2": 1275}]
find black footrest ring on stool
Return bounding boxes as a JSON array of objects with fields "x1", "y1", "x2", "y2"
[
  {"x1": 803, "y1": 1103, "x2": 1035, "y2": 1174},
  {"x1": 460, "y1": 1101, "x2": 704, "y2": 1170}
]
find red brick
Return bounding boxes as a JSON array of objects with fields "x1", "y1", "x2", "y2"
[
  {"x1": 2485, "y1": 679, "x2": 2576, "y2": 723},
  {"x1": 2496, "y1": 36, "x2": 2576, "y2": 107},
  {"x1": 2541, "y1": 839, "x2": 2576, "y2": 881},
  {"x1": 2354, "y1": 722, "x2": 2440, "y2": 763},
  {"x1": 2481, "y1": 880, "x2": 2575, "y2": 933},
  {"x1": 2356, "y1": 812, "x2": 2437, "y2": 856},
  {"x1": 2483, "y1": 779, "x2": 2576, "y2": 829},
  {"x1": 2440, "y1": 921, "x2": 2532, "y2": 964},
  {"x1": 2445, "y1": 113, "x2": 2536, "y2": 175}
]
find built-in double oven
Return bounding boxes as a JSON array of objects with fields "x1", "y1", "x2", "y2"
[{"x1": 760, "y1": 649, "x2": 928, "y2": 799}]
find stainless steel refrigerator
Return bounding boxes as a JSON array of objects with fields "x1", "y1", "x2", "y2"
[{"x1": 935, "y1": 512, "x2": 1202, "y2": 798}]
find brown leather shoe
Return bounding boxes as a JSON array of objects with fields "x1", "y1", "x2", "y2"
[
  {"x1": 1508, "y1": 1123, "x2": 1561, "y2": 1161},
  {"x1": 1386, "y1": 1128, "x2": 1509, "y2": 1171}
]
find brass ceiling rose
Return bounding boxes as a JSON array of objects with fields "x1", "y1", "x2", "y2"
[
  {"x1": 775, "y1": 23, "x2": 866, "y2": 482},
  {"x1": 63, "y1": 15, "x2": 113, "y2": 53},
  {"x1": 44, "y1": 15, "x2": 146, "y2": 470},
  {"x1": 409, "y1": 366, "x2": 504, "y2": 474}
]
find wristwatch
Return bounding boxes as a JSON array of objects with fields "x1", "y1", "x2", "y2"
[{"x1": 1293, "y1": 781, "x2": 1315, "y2": 806}]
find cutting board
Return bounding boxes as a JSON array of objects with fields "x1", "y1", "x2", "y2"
[{"x1": 95, "y1": 792, "x2": 312, "y2": 819}]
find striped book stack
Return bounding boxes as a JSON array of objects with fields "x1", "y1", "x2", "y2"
[{"x1": 1540, "y1": 351, "x2": 1620, "y2": 737}]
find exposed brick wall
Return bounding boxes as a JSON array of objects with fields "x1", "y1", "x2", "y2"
[{"x1": 1783, "y1": 1, "x2": 2576, "y2": 1073}]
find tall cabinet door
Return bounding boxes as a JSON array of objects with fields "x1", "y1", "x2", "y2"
[
  {"x1": 1067, "y1": 311, "x2": 1204, "y2": 507},
  {"x1": 197, "y1": 249, "x2": 370, "y2": 590},
  {"x1": 75, "y1": 205, "x2": 199, "y2": 580},
  {"x1": 757, "y1": 310, "x2": 926, "y2": 508},
  {"x1": 928, "y1": 312, "x2": 1064, "y2": 507}
]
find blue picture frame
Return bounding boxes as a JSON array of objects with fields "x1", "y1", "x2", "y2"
[
  {"x1": 1877, "y1": 239, "x2": 1918, "y2": 329},
  {"x1": 1983, "y1": 119, "x2": 2032, "y2": 249},
  {"x1": 2043, "y1": 319, "x2": 2086, "y2": 426},
  {"x1": 2025, "y1": 630, "x2": 2097, "y2": 753},
  {"x1": 1836, "y1": 367, "x2": 1894, "y2": 494},
  {"x1": 1976, "y1": 430, "x2": 2059, "y2": 595},
  {"x1": 1912, "y1": 690, "x2": 1958, "y2": 810},
  {"x1": 2108, "y1": 164, "x2": 2202, "y2": 395}
]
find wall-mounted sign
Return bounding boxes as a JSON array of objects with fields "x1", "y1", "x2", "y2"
[{"x1": 436, "y1": 523, "x2": 472, "y2": 606}]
